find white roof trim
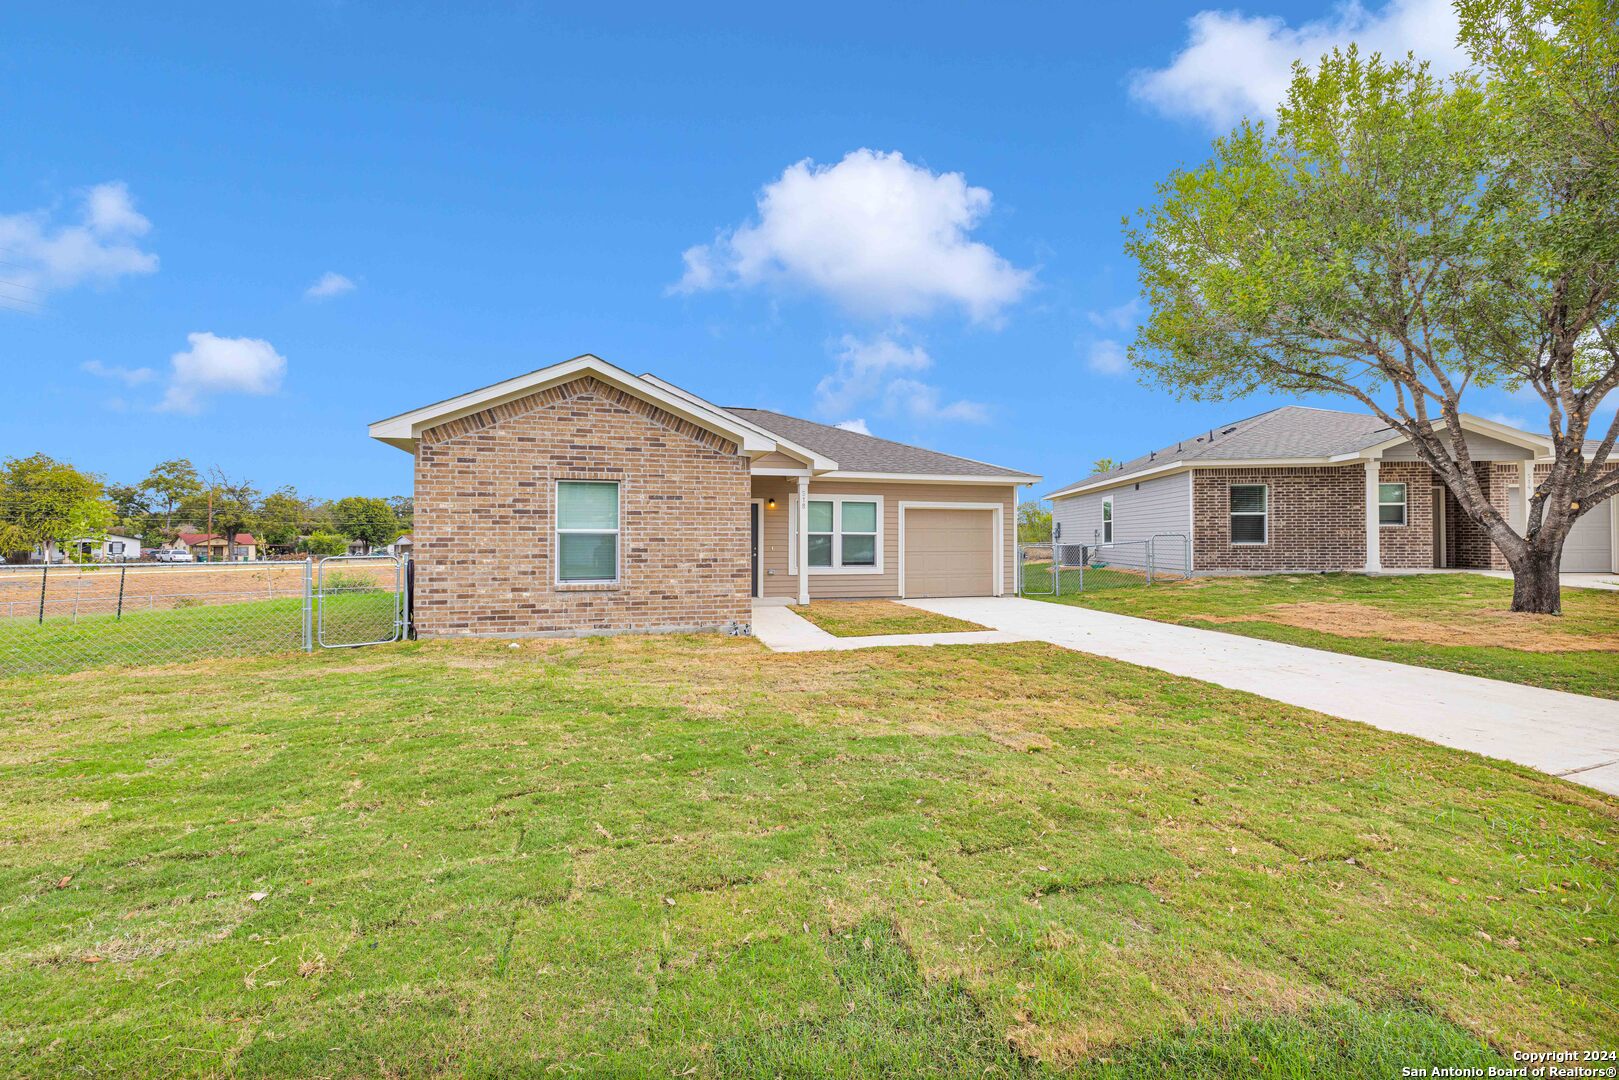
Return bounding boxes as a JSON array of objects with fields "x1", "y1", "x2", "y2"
[
  {"x1": 1047, "y1": 460, "x2": 1188, "y2": 500},
  {"x1": 820, "y1": 470, "x2": 1038, "y2": 485},
  {"x1": 1051, "y1": 413, "x2": 1557, "y2": 499},
  {"x1": 1331, "y1": 412, "x2": 1554, "y2": 460},
  {"x1": 368, "y1": 354, "x2": 776, "y2": 454},
  {"x1": 639, "y1": 374, "x2": 839, "y2": 471}
]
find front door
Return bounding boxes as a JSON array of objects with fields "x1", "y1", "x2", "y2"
[{"x1": 749, "y1": 502, "x2": 761, "y2": 598}]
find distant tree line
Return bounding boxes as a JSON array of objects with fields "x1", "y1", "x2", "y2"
[{"x1": 0, "y1": 454, "x2": 411, "y2": 562}]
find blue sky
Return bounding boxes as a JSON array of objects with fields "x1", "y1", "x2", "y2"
[{"x1": 4, "y1": 0, "x2": 1526, "y2": 500}]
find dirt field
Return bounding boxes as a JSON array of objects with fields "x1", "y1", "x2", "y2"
[{"x1": 0, "y1": 560, "x2": 399, "y2": 622}]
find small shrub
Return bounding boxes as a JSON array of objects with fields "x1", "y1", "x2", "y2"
[
  {"x1": 322, "y1": 571, "x2": 380, "y2": 594},
  {"x1": 172, "y1": 596, "x2": 204, "y2": 609}
]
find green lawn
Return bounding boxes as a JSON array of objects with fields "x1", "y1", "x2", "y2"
[
  {"x1": 3, "y1": 635, "x2": 1615, "y2": 1076},
  {"x1": 1029, "y1": 572, "x2": 1619, "y2": 699},
  {"x1": 795, "y1": 599, "x2": 989, "y2": 637},
  {"x1": 0, "y1": 591, "x2": 400, "y2": 677}
]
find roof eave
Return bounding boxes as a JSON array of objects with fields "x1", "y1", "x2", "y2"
[
  {"x1": 639, "y1": 377, "x2": 842, "y2": 471},
  {"x1": 366, "y1": 355, "x2": 775, "y2": 455},
  {"x1": 823, "y1": 470, "x2": 1040, "y2": 485}
]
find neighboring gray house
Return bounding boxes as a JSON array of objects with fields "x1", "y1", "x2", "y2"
[{"x1": 1046, "y1": 406, "x2": 1618, "y2": 575}]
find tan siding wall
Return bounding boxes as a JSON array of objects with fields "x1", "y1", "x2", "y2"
[
  {"x1": 750, "y1": 450, "x2": 812, "y2": 471},
  {"x1": 751, "y1": 478, "x2": 1018, "y2": 598},
  {"x1": 413, "y1": 375, "x2": 751, "y2": 637}
]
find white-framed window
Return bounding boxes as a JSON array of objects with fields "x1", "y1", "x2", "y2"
[
  {"x1": 107, "y1": 541, "x2": 124, "y2": 555},
  {"x1": 790, "y1": 493, "x2": 883, "y2": 573},
  {"x1": 556, "y1": 480, "x2": 620, "y2": 583},
  {"x1": 1378, "y1": 482, "x2": 1408, "y2": 526},
  {"x1": 1230, "y1": 484, "x2": 1268, "y2": 545},
  {"x1": 1101, "y1": 497, "x2": 1114, "y2": 543}
]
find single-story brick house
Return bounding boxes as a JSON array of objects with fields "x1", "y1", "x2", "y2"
[
  {"x1": 1046, "y1": 406, "x2": 1618, "y2": 575},
  {"x1": 368, "y1": 354, "x2": 1039, "y2": 638}
]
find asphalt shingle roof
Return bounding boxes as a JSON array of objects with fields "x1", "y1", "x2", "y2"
[
  {"x1": 1046, "y1": 406, "x2": 1401, "y2": 497},
  {"x1": 726, "y1": 408, "x2": 1032, "y2": 478}
]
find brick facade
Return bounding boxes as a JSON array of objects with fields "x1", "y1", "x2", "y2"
[
  {"x1": 1442, "y1": 462, "x2": 1514, "y2": 570},
  {"x1": 1375, "y1": 461, "x2": 1436, "y2": 569},
  {"x1": 412, "y1": 376, "x2": 751, "y2": 638},
  {"x1": 1193, "y1": 461, "x2": 1509, "y2": 572},
  {"x1": 1194, "y1": 466, "x2": 1367, "y2": 571}
]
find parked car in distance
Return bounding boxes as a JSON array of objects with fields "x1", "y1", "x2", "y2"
[{"x1": 155, "y1": 549, "x2": 195, "y2": 563}]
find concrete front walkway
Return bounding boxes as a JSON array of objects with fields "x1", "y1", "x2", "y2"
[
  {"x1": 901, "y1": 596, "x2": 1619, "y2": 797},
  {"x1": 750, "y1": 602, "x2": 1025, "y2": 653}
]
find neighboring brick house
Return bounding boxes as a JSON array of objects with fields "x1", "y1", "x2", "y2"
[
  {"x1": 368, "y1": 355, "x2": 1039, "y2": 638},
  {"x1": 1047, "y1": 406, "x2": 1619, "y2": 575}
]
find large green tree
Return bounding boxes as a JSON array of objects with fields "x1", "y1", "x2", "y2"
[
  {"x1": 203, "y1": 468, "x2": 260, "y2": 558},
  {"x1": 139, "y1": 459, "x2": 203, "y2": 534},
  {"x1": 331, "y1": 496, "x2": 400, "y2": 549},
  {"x1": 256, "y1": 487, "x2": 312, "y2": 551},
  {"x1": 1125, "y1": 0, "x2": 1618, "y2": 613},
  {"x1": 0, "y1": 454, "x2": 112, "y2": 561}
]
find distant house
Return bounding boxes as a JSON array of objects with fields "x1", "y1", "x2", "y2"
[
  {"x1": 69, "y1": 534, "x2": 142, "y2": 562},
  {"x1": 26, "y1": 542, "x2": 66, "y2": 564},
  {"x1": 1045, "y1": 406, "x2": 1618, "y2": 575},
  {"x1": 173, "y1": 531, "x2": 258, "y2": 561},
  {"x1": 383, "y1": 535, "x2": 413, "y2": 558}
]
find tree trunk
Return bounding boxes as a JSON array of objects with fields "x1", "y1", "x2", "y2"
[{"x1": 1509, "y1": 548, "x2": 1563, "y2": 615}]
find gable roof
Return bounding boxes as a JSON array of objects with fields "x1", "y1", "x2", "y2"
[
  {"x1": 368, "y1": 354, "x2": 775, "y2": 454},
  {"x1": 369, "y1": 354, "x2": 1038, "y2": 483},
  {"x1": 177, "y1": 532, "x2": 256, "y2": 546},
  {"x1": 1046, "y1": 405, "x2": 1554, "y2": 500},
  {"x1": 726, "y1": 408, "x2": 1035, "y2": 480}
]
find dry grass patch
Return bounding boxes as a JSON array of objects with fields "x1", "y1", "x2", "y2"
[
  {"x1": 1201, "y1": 600, "x2": 1619, "y2": 652},
  {"x1": 1046, "y1": 572, "x2": 1619, "y2": 698}
]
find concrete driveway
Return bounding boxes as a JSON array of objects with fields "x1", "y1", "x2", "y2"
[{"x1": 902, "y1": 596, "x2": 1619, "y2": 797}]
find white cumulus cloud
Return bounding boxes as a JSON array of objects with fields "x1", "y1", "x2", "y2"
[
  {"x1": 1132, "y1": 0, "x2": 1465, "y2": 130},
  {"x1": 0, "y1": 181, "x2": 158, "y2": 299},
  {"x1": 673, "y1": 149, "x2": 1033, "y2": 322},
  {"x1": 816, "y1": 334, "x2": 988, "y2": 426},
  {"x1": 834, "y1": 418, "x2": 872, "y2": 435},
  {"x1": 304, "y1": 271, "x2": 356, "y2": 300},
  {"x1": 1087, "y1": 340, "x2": 1130, "y2": 376},
  {"x1": 82, "y1": 359, "x2": 156, "y2": 386},
  {"x1": 158, "y1": 332, "x2": 287, "y2": 414}
]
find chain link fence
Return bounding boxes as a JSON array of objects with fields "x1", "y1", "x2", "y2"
[
  {"x1": 0, "y1": 555, "x2": 406, "y2": 677},
  {"x1": 1019, "y1": 533, "x2": 1191, "y2": 596}
]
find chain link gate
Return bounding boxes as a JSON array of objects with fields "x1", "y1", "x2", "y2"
[{"x1": 315, "y1": 554, "x2": 407, "y2": 648}]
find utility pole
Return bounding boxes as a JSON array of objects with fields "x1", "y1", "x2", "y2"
[{"x1": 206, "y1": 490, "x2": 214, "y2": 562}]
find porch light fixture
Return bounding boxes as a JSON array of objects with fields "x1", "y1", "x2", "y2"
[{"x1": 767, "y1": 497, "x2": 777, "y2": 509}]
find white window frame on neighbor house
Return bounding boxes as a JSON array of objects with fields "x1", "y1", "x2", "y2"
[
  {"x1": 1230, "y1": 483, "x2": 1268, "y2": 545},
  {"x1": 789, "y1": 493, "x2": 884, "y2": 575},
  {"x1": 555, "y1": 479, "x2": 621, "y2": 585},
  {"x1": 1379, "y1": 482, "x2": 1408, "y2": 527},
  {"x1": 1101, "y1": 496, "x2": 1114, "y2": 543}
]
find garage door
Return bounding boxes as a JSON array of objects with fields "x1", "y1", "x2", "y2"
[
  {"x1": 903, "y1": 508, "x2": 995, "y2": 597},
  {"x1": 1563, "y1": 503, "x2": 1615, "y2": 572}
]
